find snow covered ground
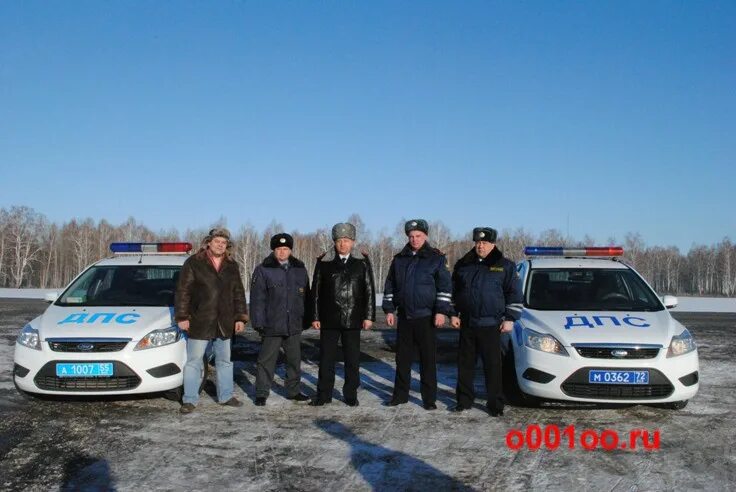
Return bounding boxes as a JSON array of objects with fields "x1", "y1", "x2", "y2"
[
  {"x1": 1, "y1": 288, "x2": 734, "y2": 312},
  {"x1": 0, "y1": 288, "x2": 59, "y2": 299},
  {"x1": 669, "y1": 296, "x2": 736, "y2": 312}
]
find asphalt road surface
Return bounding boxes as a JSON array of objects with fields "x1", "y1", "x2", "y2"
[{"x1": 1, "y1": 299, "x2": 734, "y2": 491}]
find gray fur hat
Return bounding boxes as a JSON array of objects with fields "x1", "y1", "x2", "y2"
[{"x1": 332, "y1": 222, "x2": 356, "y2": 241}]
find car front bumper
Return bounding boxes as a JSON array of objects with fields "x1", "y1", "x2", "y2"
[
  {"x1": 515, "y1": 345, "x2": 699, "y2": 404},
  {"x1": 13, "y1": 339, "x2": 186, "y2": 396}
]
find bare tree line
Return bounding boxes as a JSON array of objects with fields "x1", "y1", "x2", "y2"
[{"x1": 1, "y1": 206, "x2": 734, "y2": 297}]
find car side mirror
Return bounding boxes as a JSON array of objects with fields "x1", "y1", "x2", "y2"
[
  {"x1": 661, "y1": 295, "x2": 678, "y2": 309},
  {"x1": 44, "y1": 292, "x2": 59, "y2": 303}
]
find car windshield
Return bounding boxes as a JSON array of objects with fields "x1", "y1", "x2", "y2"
[
  {"x1": 56, "y1": 265, "x2": 181, "y2": 307},
  {"x1": 526, "y1": 268, "x2": 664, "y2": 311}
]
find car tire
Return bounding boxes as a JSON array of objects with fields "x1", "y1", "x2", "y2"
[
  {"x1": 666, "y1": 400, "x2": 688, "y2": 410},
  {"x1": 13, "y1": 377, "x2": 36, "y2": 401},
  {"x1": 161, "y1": 355, "x2": 209, "y2": 402},
  {"x1": 502, "y1": 343, "x2": 540, "y2": 407},
  {"x1": 519, "y1": 390, "x2": 542, "y2": 407},
  {"x1": 162, "y1": 386, "x2": 183, "y2": 402}
]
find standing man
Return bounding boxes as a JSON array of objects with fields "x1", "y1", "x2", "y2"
[
  {"x1": 450, "y1": 227, "x2": 523, "y2": 417},
  {"x1": 310, "y1": 223, "x2": 376, "y2": 407},
  {"x1": 250, "y1": 233, "x2": 311, "y2": 406},
  {"x1": 382, "y1": 219, "x2": 453, "y2": 410},
  {"x1": 175, "y1": 228, "x2": 249, "y2": 414}
]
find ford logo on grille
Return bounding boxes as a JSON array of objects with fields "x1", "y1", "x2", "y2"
[
  {"x1": 77, "y1": 343, "x2": 95, "y2": 351},
  {"x1": 611, "y1": 349, "x2": 628, "y2": 358}
]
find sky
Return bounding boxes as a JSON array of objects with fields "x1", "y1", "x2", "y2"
[{"x1": 1, "y1": 1, "x2": 734, "y2": 252}]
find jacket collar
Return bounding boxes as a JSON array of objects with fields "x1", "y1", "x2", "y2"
[
  {"x1": 398, "y1": 241, "x2": 436, "y2": 258},
  {"x1": 263, "y1": 253, "x2": 305, "y2": 269},
  {"x1": 320, "y1": 248, "x2": 365, "y2": 262},
  {"x1": 457, "y1": 246, "x2": 504, "y2": 267},
  {"x1": 194, "y1": 249, "x2": 234, "y2": 264}
]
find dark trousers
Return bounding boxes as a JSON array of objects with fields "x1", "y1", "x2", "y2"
[
  {"x1": 392, "y1": 316, "x2": 437, "y2": 404},
  {"x1": 317, "y1": 329, "x2": 361, "y2": 401},
  {"x1": 456, "y1": 325, "x2": 504, "y2": 411},
  {"x1": 255, "y1": 334, "x2": 302, "y2": 398}
]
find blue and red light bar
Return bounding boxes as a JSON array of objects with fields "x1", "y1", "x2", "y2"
[
  {"x1": 110, "y1": 242, "x2": 192, "y2": 254},
  {"x1": 524, "y1": 246, "x2": 624, "y2": 257}
]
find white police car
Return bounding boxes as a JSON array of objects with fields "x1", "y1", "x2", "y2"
[
  {"x1": 510, "y1": 247, "x2": 699, "y2": 409},
  {"x1": 13, "y1": 243, "x2": 193, "y2": 397}
]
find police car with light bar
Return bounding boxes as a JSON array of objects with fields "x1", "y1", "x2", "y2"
[
  {"x1": 13, "y1": 243, "x2": 194, "y2": 397},
  {"x1": 509, "y1": 247, "x2": 699, "y2": 409}
]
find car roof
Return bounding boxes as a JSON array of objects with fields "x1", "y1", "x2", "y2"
[
  {"x1": 92, "y1": 254, "x2": 189, "y2": 267},
  {"x1": 527, "y1": 257, "x2": 630, "y2": 270}
]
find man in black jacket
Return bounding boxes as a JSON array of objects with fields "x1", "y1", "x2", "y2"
[
  {"x1": 310, "y1": 223, "x2": 376, "y2": 406},
  {"x1": 382, "y1": 219, "x2": 453, "y2": 410},
  {"x1": 250, "y1": 233, "x2": 311, "y2": 406},
  {"x1": 450, "y1": 227, "x2": 523, "y2": 416},
  {"x1": 175, "y1": 228, "x2": 249, "y2": 414}
]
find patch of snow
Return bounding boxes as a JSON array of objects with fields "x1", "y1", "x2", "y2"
[
  {"x1": 0, "y1": 288, "x2": 59, "y2": 300},
  {"x1": 670, "y1": 296, "x2": 736, "y2": 313}
]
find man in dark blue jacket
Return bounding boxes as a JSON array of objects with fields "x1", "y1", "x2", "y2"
[
  {"x1": 251, "y1": 233, "x2": 311, "y2": 406},
  {"x1": 450, "y1": 227, "x2": 523, "y2": 416},
  {"x1": 382, "y1": 219, "x2": 453, "y2": 410}
]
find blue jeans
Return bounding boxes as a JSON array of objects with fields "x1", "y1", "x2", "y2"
[{"x1": 183, "y1": 337, "x2": 233, "y2": 404}]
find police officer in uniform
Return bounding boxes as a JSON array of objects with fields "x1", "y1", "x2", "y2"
[
  {"x1": 250, "y1": 233, "x2": 312, "y2": 405},
  {"x1": 383, "y1": 219, "x2": 453, "y2": 410},
  {"x1": 310, "y1": 223, "x2": 376, "y2": 406},
  {"x1": 450, "y1": 227, "x2": 523, "y2": 416}
]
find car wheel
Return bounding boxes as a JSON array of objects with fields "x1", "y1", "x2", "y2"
[
  {"x1": 519, "y1": 390, "x2": 541, "y2": 407},
  {"x1": 13, "y1": 377, "x2": 35, "y2": 400},
  {"x1": 162, "y1": 356, "x2": 209, "y2": 402},
  {"x1": 502, "y1": 343, "x2": 539, "y2": 407},
  {"x1": 162, "y1": 386, "x2": 183, "y2": 402},
  {"x1": 199, "y1": 355, "x2": 209, "y2": 394},
  {"x1": 666, "y1": 400, "x2": 688, "y2": 410}
]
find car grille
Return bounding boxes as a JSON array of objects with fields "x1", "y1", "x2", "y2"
[
  {"x1": 560, "y1": 367, "x2": 674, "y2": 400},
  {"x1": 574, "y1": 346, "x2": 660, "y2": 359},
  {"x1": 48, "y1": 340, "x2": 129, "y2": 353},
  {"x1": 561, "y1": 382, "x2": 673, "y2": 399},
  {"x1": 33, "y1": 361, "x2": 141, "y2": 392}
]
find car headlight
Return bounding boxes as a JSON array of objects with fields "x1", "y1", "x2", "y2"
[
  {"x1": 134, "y1": 327, "x2": 182, "y2": 350},
  {"x1": 17, "y1": 324, "x2": 41, "y2": 350},
  {"x1": 524, "y1": 328, "x2": 568, "y2": 356},
  {"x1": 667, "y1": 329, "x2": 696, "y2": 357}
]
